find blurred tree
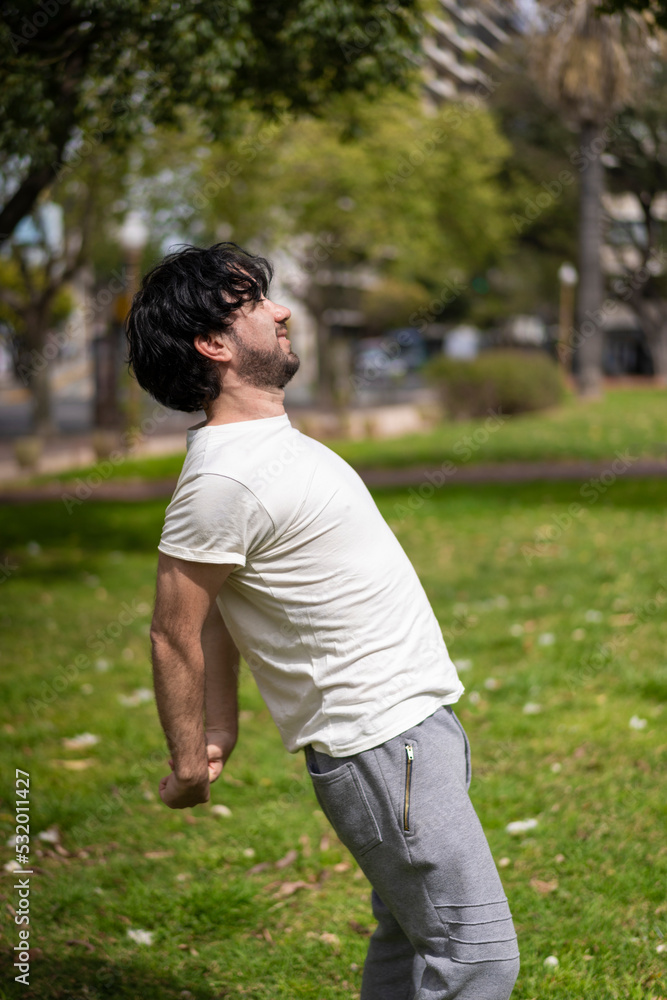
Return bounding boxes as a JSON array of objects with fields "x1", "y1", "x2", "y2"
[
  {"x1": 178, "y1": 91, "x2": 515, "y2": 400},
  {"x1": 606, "y1": 55, "x2": 667, "y2": 381},
  {"x1": 598, "y1": 0, "x2": 667, "y2": 27},
  {"x1": 0, "y1": 209, "x2": 82, "y2": 433},
  {"x1": 0, "y1": 0, "x2": 423, "y2": 243},
  {"x1": 485, "y1": 49, "x2": 580, "y2": 326},
  {"x1": 533, "y1": 0, "x2": 645, "y2": 397},
  {"x1": 0, "y1": 146, "x2": 131, "y2": 432}
]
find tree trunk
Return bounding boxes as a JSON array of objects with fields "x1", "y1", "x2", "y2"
[
  {"x1": 31, "y1": 363, "x2": 55, "y2": 436},
  {"x1": 23, "y1": 306, "x2": 56, "y2": 436},
  {"x1": 316, "y1": 315, "x2": 335, "y2": 409},
  {"x1": 633, "y1": 298, "x2": 667, "y2": 385},
  {"x1": 574, "y1": 121, "x2": 605, "y2": 398}
]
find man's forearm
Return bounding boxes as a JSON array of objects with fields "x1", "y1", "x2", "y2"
[
  {"x1": 151, "y1": 634, "x2": 208, "y2": 784},
  {"x1": 202, "y1": 606, "x2": 240, "y2": 753}
]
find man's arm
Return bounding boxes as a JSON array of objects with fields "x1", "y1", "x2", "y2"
[
  {"x1": 202, "y1": 601, "x2": 240, "y2": 783},
  {"x1": 150, "y1": 551, "x2": 235, "y2": 809}
]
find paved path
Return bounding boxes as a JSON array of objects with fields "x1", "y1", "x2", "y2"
[{"x1": 2, "y1": 457, "x2": 667, "y2": 504}]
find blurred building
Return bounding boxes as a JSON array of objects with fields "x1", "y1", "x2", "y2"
[{"x1": 422, "y1": 0, "x2": 520, "y2": 104}]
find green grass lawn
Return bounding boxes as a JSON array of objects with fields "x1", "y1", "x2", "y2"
[
  {"x1": 0, "y1": 479, "x2": 666, "y2": 999},
  {"x1": 20, "y1": 385, "x2": 667, "y2": 490}
]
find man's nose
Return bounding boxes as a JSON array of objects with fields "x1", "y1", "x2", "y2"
[{"x1": 273, "y1": 301, "x2": 291, "y2": 322}]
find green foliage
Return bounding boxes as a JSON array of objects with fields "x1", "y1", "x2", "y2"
[
  {"x1": 182, "y1": 90, "x2": 515, "y2": 290},
  {"x1": 0, "y1": 0, "x2": 424, "y2": 238},
  {"x1": 426, "y1": 349, "x2": 566, "y2": 419},
  {"x1": 0, "y1": 479, "x2": 666, "y2": 998},
  {"x1": 0, "y1": 256, "x2": 75, "y2": 337},
  {"x1": 598, "y1": 0, "x2": 667, "y2": 28}
]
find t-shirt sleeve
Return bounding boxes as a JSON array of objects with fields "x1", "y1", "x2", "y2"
[{"x1": 157, "y1": 474, "x2": 273, "y2": 566}]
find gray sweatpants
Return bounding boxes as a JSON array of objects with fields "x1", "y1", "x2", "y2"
[{"x1": 304, "y1": 705, "x2": 520, "y2": 1000}]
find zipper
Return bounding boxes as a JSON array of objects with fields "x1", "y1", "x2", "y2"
[{"x1": 403, "y1": 744, "x2": 414, "y2": 832}]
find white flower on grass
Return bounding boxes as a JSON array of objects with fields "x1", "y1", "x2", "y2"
[
  {"x1": 117, "y1": 688, "x2": 153, "y2": 707},
  {"x1": 127, "y1": 929, "x2": 154, "y2": 946},
  {"x1": 656, "y1": 943, "x2": 666, "y2": 954},
  {"x1": 37, "y1": 826, "x2": 60, "y2": 844},
  {"x1": 538, "y1": 633, "x2": 555, "y2": 646},
  {"x1": 484, "y1": 677, "x2": 500, "y2": 690},
  {"x1": 550, "y1": 762, "x2": 562, "y2": 773},
  {"x1": 243, "y1": 847, "x2": 256, "y2": 858},
  {"x1": 495, "y1": 595, "x2": 509, "y2": 609},
  {"x1": 6, "y1": 835, "x2": 17, "y2": 847},
  {"x1": 80, "y1": 684, "x2": 94, "y2": 695},
  {"x1": 95, "y1": 659, "x2": 110, "y2": 672},
  {"x1": 544, "y1": 955, "x2": 559, "y2": 968},
  {"x1": 571, "y1": 628, "x2": 586, "y2": 641},
  {"x1": 585, "y1": 609, "x2": 603, "y2": 623},
  {"x1": 505, "y1": 819, "x2": 538, "y2": 835},
  {"x1": 629, "y1": 715, "x2": 647, "y2": 730},
  {"x1": 509, "y1": 623, "x2": 524, "y2": 637},
  {"x1": 523, "y1": 703, "x2": 542, "y2": 715},
  {"x1": 468, "y1": 691, "x2": 481, "y2": 705},
  {"x1": 455, "y1": 659, "x2": 473, "y2": 672},
  {"x1": 210, "y1": 804, "x2": 232, "y2": 818},
  {"x1": 62, "y1": 733, "x2": 99, "y2": 750},
  {"x1": 4, "y1": 861, "x2": 21, "y2": 873}
]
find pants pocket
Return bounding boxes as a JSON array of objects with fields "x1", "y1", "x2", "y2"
[
  {"x1": 307, "y1": 761, "x2": 383, "y2": 857},
  {"x1": 447, "y1": 707, "x2": 472, "y2": 790},
  {"x1": 435, "y1": 898, "x2": 520, "y2": 965}
]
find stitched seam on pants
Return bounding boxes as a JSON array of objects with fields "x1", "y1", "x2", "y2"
[
  {"x1": 446, "y1": 916, "x2": 515, "y2": 927},
  {"x1": 449, "y1": 934, "x2": 518, "y2": 944},
  {"x1": 433, "y1": 896, "x2": 507, "y2": 910},
  {"x1": 451, "y1": 953, "x2": 520, "y2": 965}
]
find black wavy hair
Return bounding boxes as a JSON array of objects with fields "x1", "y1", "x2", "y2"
[{"x1": 126, "y1": 242, "x2": 273, "y2": 412}]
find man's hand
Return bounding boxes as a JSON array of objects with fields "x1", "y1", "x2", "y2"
[
  {"x1": 159, "y1": 769, "x2": 210, "y2": 809},
  {"x1": 206, "y1": 728, "x2": 237, "y2": 783}
]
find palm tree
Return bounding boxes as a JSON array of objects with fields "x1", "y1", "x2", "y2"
[{"x1": 534, "y1": 0, "x2": 643, "y2": 397}]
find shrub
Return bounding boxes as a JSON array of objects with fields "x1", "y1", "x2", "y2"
[{"x1": 425, "y1": 349, "x2": 565, "y2": 419}]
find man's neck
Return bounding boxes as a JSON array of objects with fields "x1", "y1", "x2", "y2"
[{"x1": 201, "y1": 383, "x2": 286, "y2": 426}]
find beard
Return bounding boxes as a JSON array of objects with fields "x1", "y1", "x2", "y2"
[{"x1": 227, "y1": 330, "x2": 301, "y2": 389}]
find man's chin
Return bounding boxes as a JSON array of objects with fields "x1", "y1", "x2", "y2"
[{"x1": 280, "y1": 353, "x2": 301, "y2": 387}]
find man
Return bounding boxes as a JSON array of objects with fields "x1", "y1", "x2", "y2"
[{"x1": 126, "y1": 242, "x2": 519, "y2": 1000}]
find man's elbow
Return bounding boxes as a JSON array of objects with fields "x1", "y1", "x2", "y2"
[{"x1": 150, "y1": 618, "x2": 199, "y2": 656}]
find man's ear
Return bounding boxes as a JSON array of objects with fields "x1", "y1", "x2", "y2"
[{"x1": 194, "y1": 332, "x2": 232, "y2": 363}]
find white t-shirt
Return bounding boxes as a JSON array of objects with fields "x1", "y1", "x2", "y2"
[{"x1": 158, "y1": 413, "x2": 463, "y2": 756}]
